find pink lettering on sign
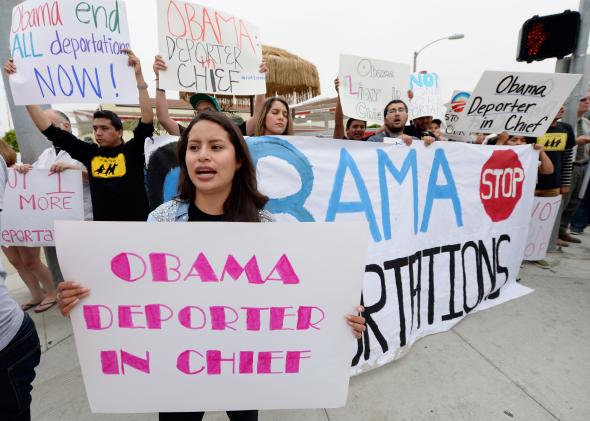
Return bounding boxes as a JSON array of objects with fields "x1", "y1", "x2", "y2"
[
  {"x1": 100, "y1": 350, "x2": 150, "y2": 375},
  {"x1": 210, "y1": 306, "x2": 239, "y2": 330},
  {"x1": 220, "y1": 255, "x2": 263, "y2": 283},
  {"x1": 109, "y1": 252, "x2": 300, "y2": 285},
  {"x1": 178, "y1": 306, "x2": 207, "y2": 329},
  {"x1": 118, "y1": 305, "x2": 145, "y2": 329},
  {"x1": 269, "y1": 307, "x2": 296, "y2": 331},
  {"x1": 206, "y1": 350, "x2": 236, "y2": 375},
  {"x1": 111, "y1": 252, "x2": 147, "y2": 282},
  {"x1": 11, "y1": 0, "x2": 63, "y2": 34},
  {"x1": 242, "y1": 306, "x2": 268, "y2": 330},
  {"x1": 1, "y1": 229, "x2": 54, "y2": 244},
  {"x1": 183, "y1": 252, "x2": 219, "y2": 282},
  {"x1": 285, "y1": 351, "x2": 312, "y2": 374},
  {"x1": 297, "y1": 306, "x2": 325, "y2": 330},
  {"x1": 177, "y1": 350, "x2": 205, "y2": 374},
  {"x1": 149, "y1": 253, "x2": 181, "y2": 282},
  {"x1": 239, "y1": 351, "x2": 254, "y2": 374},
  {"x1": 83, "y1": 305, "x2": 113, "y2": 330},
  {"x1": 18, "y1": 194, "x2": 74, "y2": 211},
  {"x1": 257, "y1": 351, "x2": 283, "y2": 374},
  {"x1": 145, "y1": 304, "x2": 174, "y2": 329}
]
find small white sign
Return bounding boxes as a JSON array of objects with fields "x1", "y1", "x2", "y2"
[
  {"x1": 524, "y1": 196, "x2": 562, "y2": 261},
  {"x1": 8, "y1": 0, "x2": 137, "y2": 105},
  {"x1": 157, "y1": 0, "x2": 266, "y2": 96},
  {"x1": 338, "y1": 54, "x2": 410, "y2": 124},
  {"x1": 1, "y1": 169, "x2": 83, "y2": 246},
  {"x1": 455, "y1": 71, "x2": 581, "y2": 137}
]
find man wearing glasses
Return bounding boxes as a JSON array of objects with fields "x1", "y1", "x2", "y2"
[{"x1": 366, "y1": 100, "x2": 417, "y2": 144}]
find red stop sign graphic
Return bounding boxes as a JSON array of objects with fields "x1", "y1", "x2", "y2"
[{"x1": 480, "y1": 150, "x2": 525, "y2": 222}]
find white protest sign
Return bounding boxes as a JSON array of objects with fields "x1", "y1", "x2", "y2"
[
  {"x1": 338, "y1": 54, "x2": 410, "y2": 124},
  {"x1": 1, "y1": 169, "x2": 83, "y2": 246},
  {"x1": 8, "y1": 0, "x2": 136, "y2": 105},
  {"x1": 145, "y1": 137, "x2": 538, "y2": 375},
  {"x1": 444, "y1": 90, "x2": 472, "y2": 142},
  {"x1": 455, "y1": 71, "x2": 581, "y2": 137},
  {"x1": 157, "y1": 0, "x2": 265, "y2": 96},
  {"x1": 56, "y1": 221, "x2": 368, "y2": 413},
  {"x1": 409, "y1": 72, "x2": 445, "y2": 120},
  {"x1": 523, "y1": 196, "x2": 562, "y2": 261}
]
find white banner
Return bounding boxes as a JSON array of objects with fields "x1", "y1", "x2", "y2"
[
  {"x1": 56, "y1": 221, "x2": 368, "y2": 412},
  {"x1": 409, "y1": 72, "x2": 445, "y2": 120},
  {"x1": 8, "y1": 0, "x2": 136, "y2": 105},
  {"x1": 444, "y1": 90, "x2": 471, "y2": 142},
  {"x1": 1, "y1": 169, "x2": 83, "y2": 246},
  {"x1": 523, "y1": 196, "x2": 562, "y2": 261},
  {"x1": 145, "y1": 136, "x2": 538, "y2": 374},
  {"x1": 157, "y1": 0, "x2": 265, "y2": 95},
  {"x1": 455, "y1": 71, "x2": 581, "y2": 137},
  {"x1": 338, "y1": 54, "x2": 410, "y2": 124}
]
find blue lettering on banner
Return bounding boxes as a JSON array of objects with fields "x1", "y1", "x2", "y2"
[
  {"x1": 248, "y1": 136, "x2": 315, "y2": 222},
  {"x1": 420, "y1": 149, "x2": 463, "y2": 232},
  {"x1": 378, "y1": 149, "x2": 419, "y2": 238},
  {"x1": 326, "y1": 148, "x2": 381, "y2": 242},
  {"x1": 409, "y1": 72, "x2": 439, "y2": 90}
]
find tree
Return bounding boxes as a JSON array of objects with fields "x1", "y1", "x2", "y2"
[{"x1": 2, "y1": 129, "x2": 19, "y2": 152}]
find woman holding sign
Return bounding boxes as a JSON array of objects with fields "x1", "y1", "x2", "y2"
[{"x1": 57, "y1": 111, "x2": 365, "y2": 420}]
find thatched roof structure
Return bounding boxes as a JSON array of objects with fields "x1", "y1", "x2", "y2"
[{"x1": 179, "y1": 45, "x2": 320, "y2": 111}]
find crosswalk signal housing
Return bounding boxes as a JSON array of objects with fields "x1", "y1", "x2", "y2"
[{"x1": 517, "y1": 11, "x2": 581, "y2": 63}]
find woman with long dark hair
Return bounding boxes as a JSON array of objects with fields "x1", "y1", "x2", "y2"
[
  {"x1": 253, "y1": 97, "x2": 293, "y2": 136},
  {"x1": 57, "y1": 111, "x2": 365, "y2": 419}
]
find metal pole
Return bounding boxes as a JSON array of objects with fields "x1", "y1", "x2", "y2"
[
  {"x1": 0, "y1": 0, "x2": 52, "y2": 163},
  {"x1": 561, "y1": 0, "x2": 590, "y2": 127},
  {"x1": 413, "y1": 52, "x2": 418, "y2": 73}
]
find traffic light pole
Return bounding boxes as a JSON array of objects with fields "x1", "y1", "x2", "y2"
[{"x1": 548, "y1": 0, "x2": 590, "y2": 252}]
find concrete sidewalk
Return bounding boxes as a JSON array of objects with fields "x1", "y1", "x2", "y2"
[{"x1": 5, "y1": 233, "x2": 589, "y2": 421}]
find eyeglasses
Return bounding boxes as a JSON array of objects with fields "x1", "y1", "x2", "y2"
[{"x1": 387, "y1": 107, "x2": 407, "y2": 114}]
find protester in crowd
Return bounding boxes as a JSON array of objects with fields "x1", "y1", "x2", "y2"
[
  {"x1": 430, "y1": 118, "x2": 445, "y2": 140},
  {"x1": 333, "y1": 77, "x2": 367, "y2": 140},
  {"x1": 0, "y1": 141, "x2": 57, "y2": 313},
  {"x1": 4, "y1": 50, "x2": 154, "y2": 222},
  {"x1": 0, "y1": 154, "x2": 42, "y2": 421},
  {"x1": 496, "y1": 132, "x2": 554, "y2": 175},
  {"x1": 253, "y1": 97, "x2": 294, "y2": 136},
  {"x1": 570, "y1": 93, "x2": 590, "y2": 234},
  {"x1": 366, "y1": 100, "x2": 425, "y2": 145},
  {"x1": 56, "y1": 111, "x2": 366, "y2": 421},
  {"x1": 558, "y1": 92, "x2": 590, "y2": 239},
  {"x1": 533, "y1": 105, "x2": 575, "y2": 254},
  {"x1": 404, "y1": 114, "x2": 440, "y2": 141},
  {"x1": 473, "y1": 132, "x2": 487, "y2": 144},
  {"x1": 153, "y1": 55, "x2": 268, "y2": 136}
]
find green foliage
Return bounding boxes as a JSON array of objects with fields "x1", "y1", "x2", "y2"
[
  {"x1": 2, "y1": 129, "x2": 19, "y2": 152},
  {"x1": 367, "y1": 124, "x2": 381, "y2": 128}
]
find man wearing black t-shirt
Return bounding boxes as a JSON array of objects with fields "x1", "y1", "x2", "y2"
[{"x1": 5, "y1": 50, "x2": 154, "y2": 222}]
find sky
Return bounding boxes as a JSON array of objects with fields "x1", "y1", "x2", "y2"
[{"x1": 0, "y1": 0, "x2": 584, "y2": 134}]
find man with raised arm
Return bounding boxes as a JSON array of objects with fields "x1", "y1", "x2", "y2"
[{"x1": 4, "y1": 50, "x2": 154, "y2": 221}]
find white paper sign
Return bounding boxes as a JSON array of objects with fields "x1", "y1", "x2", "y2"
[
  {"x1": 8, "y1": 0, "x2": 137, "y2": 105},
  {"x1": 444, "y1": 90, "x2": 472, "y2": 142},
  {"x1": 409, "y1": 72, "x2": 445, "y2": 120},
  {"x1": 56, "y1": 221, "x2": 368, "y2": 412},
  {"x1": 157, "y1": 0, "x2": 266, "y2": 96},
  {"x1": 523, "y1": 196, "x2": 562, "y2": 260},
  {"x1": 455, "y1": 71, "x2": 582, "y2": 137},
  {"x1": 338, "y1": 54, "x2": 410, "y2": 124},
  {"x1": 1, "y1": 169, "x2": 83, "y2": 246}
]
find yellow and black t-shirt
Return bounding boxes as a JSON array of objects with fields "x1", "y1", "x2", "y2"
[
  {"x1": 535, "y1": 122, "x2": 575, "y2": 190},
  {"x1": 42, "y1": 121, "x2": 153, "y2": 221}
]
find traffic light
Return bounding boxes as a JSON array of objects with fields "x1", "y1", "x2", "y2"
[{"x1": 517, "y1": 10, "x2": 581, "y2": 63}]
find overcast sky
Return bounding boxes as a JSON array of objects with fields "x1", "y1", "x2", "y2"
[{"x1": 0, "y1": 0, "x2": 584, "y2": 134}]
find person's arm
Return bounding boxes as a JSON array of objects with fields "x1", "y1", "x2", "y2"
[
  {"x1": 534, "y1": 145, "x2": 554, "y2": 175},
  {"x1": 245, "y1": 61, "x2": 269, "y2": 136},
  {"x1": 153, "y1": 55, "x2": 181, "y2": 135},
  {"x1": 124, "y1": 49, "x2": 152, "y2": 125},
  {"x1": 346, "y1": 305, "x2": 366, "y2": 339},
  {"x1": 333, "y1": 77, "x2": 345, "y2": 139}
]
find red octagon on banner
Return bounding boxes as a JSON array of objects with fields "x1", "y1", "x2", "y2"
[{"x1": 480, "y1": 150, "x2": 525, "y2": 222}]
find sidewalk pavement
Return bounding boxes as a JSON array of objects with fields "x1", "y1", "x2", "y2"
[{"x1": 4, "y1": 233, "x2": 589, "y2": 421}]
